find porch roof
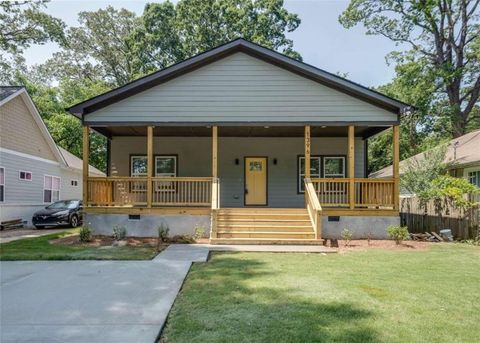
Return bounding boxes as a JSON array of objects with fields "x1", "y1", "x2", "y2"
[{"x1": 92, "y1": 124, "x2": 388, "y2": 139}]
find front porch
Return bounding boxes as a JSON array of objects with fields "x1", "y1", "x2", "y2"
[{"x1": 82, "y1": 124, "x2": 400, "y2": 242}]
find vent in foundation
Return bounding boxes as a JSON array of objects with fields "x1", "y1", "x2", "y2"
[
  {"x1": 128, "y1": 214, "x2": 141, "y2": 220},
  {"x1": 328, "y1": 216, "x2": 340, "y2": 222}
]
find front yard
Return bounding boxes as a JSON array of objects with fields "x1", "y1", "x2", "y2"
[
  {"x1": 0, "y1": 230, "x2": 160, "y2": 260},
  {"x1": 162, "y1": 244, "x2": 480, "y2": 342}
]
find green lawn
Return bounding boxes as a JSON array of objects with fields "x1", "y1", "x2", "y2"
[
  {"x1": 0, "y1": 231, "x2": 159, "y2": 260},
  {"x1": 162, "y1": 244, "x2": 480, "y2": 343}
]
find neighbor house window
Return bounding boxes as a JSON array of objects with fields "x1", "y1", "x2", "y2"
[
  {"x1": 298, "y1": 156, "x2": 321, "y2": 193},
  {"x1": 323, "y1": 157, "x2": 345, "y2": 178},
  {"x1": 468, "y1": 171, "x2": 480, "y2": 187},
  {"x1": 71, "y1": 180, "x2": 78, "y2": 186},
  {"x1": 0, "y1": 167, "x2": 4, "y2": 202},
  {"x1": 44, "y1": 175, "x2": 60, "y2": 203},
  {"x1": 19, "y1": 171, "x2": 32, "y2": 181}
]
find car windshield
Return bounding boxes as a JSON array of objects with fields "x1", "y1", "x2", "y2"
[{"x1": 46, "y1": 200, "x2": 79, "y2": 209}]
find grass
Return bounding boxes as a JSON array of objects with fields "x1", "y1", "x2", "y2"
[
  {"x1": 162, "y1": 244, "x2": 480, "y2": 343},
  {"x1": 0, "y1": 230, "x2": 159, "y2": 260}
]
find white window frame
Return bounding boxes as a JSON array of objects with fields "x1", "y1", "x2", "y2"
[
  {"x1": 323, "y1": 156, "x2": 346, "y2": 178},
  {"x1": 468, "y1": 170, "x2": 480, "y2": 187},
  {"x1": 130, "y1": 155, "x2": 148, "y2": 177},
  {"x1": 43, "y1": 175, "x2": 61, "y2": 203},
  {"x1": 19, "y1": 170, "x2": 33, "y2": 181},
  {"x1": 155, "y1": 155, "x2": 177, "y2": 192},
  {"x1": 0, "y1": 167, "x2": 5, "y2": 203},
  {"x1": 298, "y1": 156, "x2": 321, "y2": 193}
]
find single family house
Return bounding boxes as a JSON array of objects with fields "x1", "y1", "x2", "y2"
[
  {"x1": 0, "y1": 86, "x2": 104, "y2": 227},
  {"x1": 67, "y1": 39, "x2": 412, "y2": 243}
]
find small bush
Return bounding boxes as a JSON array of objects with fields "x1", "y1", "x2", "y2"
[
  {"x1": 79, "y1": 226, "x2": 92, "y2": 243},
  {"x1": 387, "y1": 226, "x2": 409, "y2": 245},
  {"x1": 194, "y1": 224, "x2": 207, "y2": 240},
  {"x1": 341, "y1": 228, "x2": 353, "y2": 247},
  {"x1": 113, "y1": 225, "x2": 127, "y2": 240},
  {"x1": 158, "y1": 223, "x2": 170, "y2": 243}
]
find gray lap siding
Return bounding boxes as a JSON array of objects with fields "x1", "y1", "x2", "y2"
[{"x1": 110, "y1": 136, "x2": 364, "y2": 208}]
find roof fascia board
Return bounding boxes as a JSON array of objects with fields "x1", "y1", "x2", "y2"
[{"x1": 18, "y1": 90, "x2": 67, "y2": 166}]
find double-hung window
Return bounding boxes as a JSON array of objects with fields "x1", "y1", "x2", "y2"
[
  {"x1": 0, "y1": 167, "x2": 5, "y2": 202},
  {"x1": 44, "y1": 175, "x2": 60, "y2": 203},
  {"x1": 298, "y1": 156, "x2": 346, "y2": 193},
  {"x1": 298, "y1": 156, "x2": 321, "y2": 193},
  {"x1": 323, "y1": 157, "x2": 346, "y2": 178},
  {"x1": 130, "y1": 155, "x2": 178, "y2": 191},
  {"x1": 468, "y1": 171, "x2": 480, "y2": 187}
]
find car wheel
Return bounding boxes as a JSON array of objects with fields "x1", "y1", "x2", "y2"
[{"x1": 70, "y1": 215, "x2": 79, "y2": 228}]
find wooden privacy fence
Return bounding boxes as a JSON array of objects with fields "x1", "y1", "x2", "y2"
[{"x1": 400, "y1": 194, "x2": 480, "y2": 239}]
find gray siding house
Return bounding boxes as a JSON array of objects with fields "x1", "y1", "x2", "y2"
[
  {"x1": 68, "y1": 39, "x2": 410, "y2": 243},
  {"x1": 0, "y1": 87, "x2": 104, "y2": 226}
]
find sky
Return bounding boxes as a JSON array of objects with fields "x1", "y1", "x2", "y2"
[{"x1": 23, "y1": 0, "x2": 406, "y2": 88}]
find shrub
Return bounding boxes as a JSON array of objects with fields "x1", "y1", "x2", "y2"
[
  {"x1": 112, "y1": 225, "x2": 127, "y2": 240},
  {"x1": 158, "y1": 223, "x2": 170, "y2": 243},
  {"x1": 79, "y1": 226, "x2": 92, "y2": 243},
  {"x1": 387, "y1": 226, "x2": 409, "y2": 245},
  {"x1": 194, "y1": 224, "x2": 207, "y2": 240},
  {"x1": 341, "y1": 228, "x2": 353, "y2": 247}
]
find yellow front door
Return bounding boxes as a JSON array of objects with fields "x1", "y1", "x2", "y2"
[{"x1": 245, "y1": 157, "x2": 267, "y2": 206}]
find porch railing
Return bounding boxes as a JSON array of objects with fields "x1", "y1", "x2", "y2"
[
  {"x1": 304, "y1": 178, "x2": 322, "y2": 239},
  {"x1": 311, "y1": 178, "x2": 395, "y2": 209},
  {"x1": 86, "y1": 176, "x2": 214, "y2": 207}
]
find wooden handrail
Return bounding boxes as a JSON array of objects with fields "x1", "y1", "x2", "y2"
[
  {"x1": 304, "y1": 178, "x2": 322, "y2": 240},
  {"x1": 311, "y1": 178, "x2": 395, "y2": 209}
]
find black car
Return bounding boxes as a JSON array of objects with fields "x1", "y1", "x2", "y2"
[{"x1": 32, "y1": 200, "x2": 83, "y2": 229}]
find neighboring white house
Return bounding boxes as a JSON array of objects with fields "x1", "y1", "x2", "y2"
[
  {"x1": 0, "y1": 86, "x2": 104, "y2": 226},
  {"x1": 369, "y1": 129, "x2": 480, "y2": 190}
]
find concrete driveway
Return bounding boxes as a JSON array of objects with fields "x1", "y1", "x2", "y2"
[
  {"x1": 0, "y1": 228, "x2": 73, "y2": 243},
  {"x1": 0, "y1": 245, "x2": 209, "y2": 343}
]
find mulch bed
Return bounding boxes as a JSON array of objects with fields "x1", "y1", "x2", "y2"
[
  {"x1": 50, "y1": 235, "x2": 162, "y2": 248},
  {"x1": 332, "y1": 239, "x2": 433, "y2": 253}
]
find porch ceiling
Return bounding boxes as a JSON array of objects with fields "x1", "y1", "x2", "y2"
[{"x1": 93, "y1": 125, "x2": 388, "y2": 139}]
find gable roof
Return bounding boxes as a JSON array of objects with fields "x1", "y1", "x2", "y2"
[
  {"x1": 0, "y1": 86, "x2": 23, "y2": 102},
  {"x1": 1, "y1": 86, "x2": 105, "y2": 176},
  {"x1": 58, "y1": 146, "x2": 105, "y2": 176},
  {"x1": 67, "y1": 38, "x2": 413, "y2": 118},
  {"x1": 370, "y1": 129, "x2": 480, "y2": 178}
]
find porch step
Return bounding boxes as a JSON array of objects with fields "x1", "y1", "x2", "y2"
[
  {"x1": 210, "y1": 238, "x2": 324, "y2": 245},
  {"x1": 217, "y1": 231, "x2": 315, "y2": 239},
  {"x1": 213, "y1": 208, "x2": 319, "y2": 244}
]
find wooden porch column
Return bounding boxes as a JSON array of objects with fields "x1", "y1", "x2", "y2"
[
  {"x1": 304, "y1": 126, "x2": 311, "y2": 178},
  {"x1": 304, "y1": 126, "x2": 311, "y2": 205},
  {"x1": 82, "y1": 126, "x2": 89, "y2": 205},
  {"x1": 147, "y1": 126, "x2": 154, "y2": 208},
  {"x1": 212, "y1": 126, "x2": 218, "y2": 178},
  {"x1": 348, "y1": 125, "x2": 355, "y2": 209},
  {"x1": 393, "y1": 125, "x2": 400, "y2": 211}
]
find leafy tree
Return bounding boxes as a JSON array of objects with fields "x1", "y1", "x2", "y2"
[
  {"x1": 340, "y1": 0, "x2": 480, "y2": 137},
  {"x1": 421, "y1": 175, "x2": 480, "y2": 210},
  {"x1": 0, "y1": 0, "x2": 65, "y2": 54},
  {"x1": 129, "y1": 0, "x2": 301, "y2": 75},
  {"x1": 401, "y1": 143, "x2": 449, "y2": 195}
]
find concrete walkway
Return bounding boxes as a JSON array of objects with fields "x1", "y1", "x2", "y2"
[
  {"x1": 0, "y1": 244, "x2": 209, "y2": 343},
  {"x1": 0, "y1": 228, "x2": 72, "y2": 243}
]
